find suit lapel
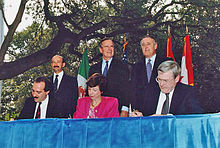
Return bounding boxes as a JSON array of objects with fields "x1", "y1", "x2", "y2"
[
  {"x1": 107, "y1": 58, "x2": 117, "y2": 76},
  {"x1": 58, "y1": 73, "x2": 66, "y2": 91},
  {"x1": 151, "y1": 56, "x2": 159, "y2": 82},
  {"x1": 141, "y1": 58, "x2": 148, "y2": 85},
  {"x1": 97, "y1": 62, "x2": 102, "y2": 74},
  {"x1": 169, "y1": 83, "x2": 182, "y2": 113}
]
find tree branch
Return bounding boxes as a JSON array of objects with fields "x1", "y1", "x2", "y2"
[{"x1": 0, "y1": 0, "x2": 28, "y2": 63}]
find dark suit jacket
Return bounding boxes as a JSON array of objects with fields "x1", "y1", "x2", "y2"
[
  {"x1": 131, "y1": 55, "x2": 170, "y2": 115},
  {"x1": 49, "y1": 73, "x2": 78, "y2": 118},
  {"x1": 89, "y1": 58, "x2": 130, "y2": 112},
  {"x1": 18, "y1": 94, "x2": 59, "y2": 119},
  {"x1": 168, "y1": 83, "x2": 204, "y2": 115}
]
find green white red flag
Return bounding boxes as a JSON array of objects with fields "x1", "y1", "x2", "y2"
[{"x1": 77, "y1": 49, "x2": 90, "y2": 98}]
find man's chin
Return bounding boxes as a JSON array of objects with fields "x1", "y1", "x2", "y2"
[
  {"x1": 161, "y1": 89, "x2": 169, "y2": 94},
  {"x1": 53, "y1": 69, "x2": 62, "y2": 73},
  {"x1": 34, "y1": 98, "x2": 39, "y2": 102}
]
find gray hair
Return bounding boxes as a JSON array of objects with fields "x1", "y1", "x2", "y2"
[
  {"x1": 157, "y1": 60, "x2": 181, "y2": 78},
  {"x1": 140, "y1": 35, "x2": 157, "y2": 46}
]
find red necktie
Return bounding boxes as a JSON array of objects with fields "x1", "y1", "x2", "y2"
[{"x1": 35, "y1": 102, "x2": 41, "y2": 119}]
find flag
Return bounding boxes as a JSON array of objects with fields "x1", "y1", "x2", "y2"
[
  {"x1": 122, "y1": 37, "x2": 128, "y2": 63},
  {"x1": 166, "y1": 35, "x2": 176, "y2": 61},
  {"x1": 180, "y1": 34, "x2": 194, "y2": 86},
  {"x1": 77, "y1": 49, "x2": 90, "y2": 98}
]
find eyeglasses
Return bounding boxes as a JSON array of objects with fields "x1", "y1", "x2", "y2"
[{"x1": 155, "y1": 77, "x2": 173, "y2": 83}]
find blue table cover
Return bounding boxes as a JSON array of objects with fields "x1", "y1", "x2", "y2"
[{"x1": 0, "y1": 114, "x2": 219, "y2": 148}]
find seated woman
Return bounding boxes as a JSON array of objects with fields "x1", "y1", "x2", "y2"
[{"x1": 73, "y1": 73, "x2": 119, "y2": 118}]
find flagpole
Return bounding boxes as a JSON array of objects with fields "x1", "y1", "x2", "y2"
[
  {"x1": 0, "y1": 0, "x2": 4, "y2": 107},
  {"x1": 168, "y1": 25, "x2": 171, "y2": 36},
  {"x1": 186, "y1": 25, "x2": 189, "y2": 35}
]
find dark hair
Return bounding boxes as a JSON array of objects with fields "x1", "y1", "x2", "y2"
[
  {"x1": 86, "y1": 73, "x2": 107, "y2": 92},
  {"x1": 98, "y1": 37, "x2": 114, "y2": 48},
  {"x1": 34, "y1": 76, "x2": 53, "y2": 92}
]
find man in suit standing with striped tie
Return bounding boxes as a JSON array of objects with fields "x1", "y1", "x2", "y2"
[
  {"x1": 131, "y1": 35, "x2": 171, "y2": 116},
  {"x1": 18, "y1": 77, "x2": 60, "y2": 119},
  {"x1": 89, "y1": 37, "x2": 130, "y2": 117}
]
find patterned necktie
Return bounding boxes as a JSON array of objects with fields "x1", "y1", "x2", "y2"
[
  {"x1": 54, "y1": 75, "x2": 58, "y2": 91},
  {"x1": 35, "y1": 102, "x2": 42, "y2": 119},
  {"x1": 103, "y1": 61, "x2": 108, "y2": 77},
  {"x1": 161, "y1": 93, "x2": 170, "y2": 114},
  {"x1": 146, "y1": 59, "x2": 152, "y2": 82}
]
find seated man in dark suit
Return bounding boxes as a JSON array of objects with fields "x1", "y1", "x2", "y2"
[
  {"x1": 50, "y1": 55, "x2": 78, "y2": 118},
  {"x1": 18, "y1": 77, "x2": 60, "y2": 119},
  {"x1": 131, "y1": 60, "x2": 204, "y2": 117}
]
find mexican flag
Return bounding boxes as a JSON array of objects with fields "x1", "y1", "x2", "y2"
[
  {"x1": 77, "y1": 49, "x2": 90, "y2": 98},
  {"x1": 180, "y1": 34, "x2": 194, "y2": 86}
]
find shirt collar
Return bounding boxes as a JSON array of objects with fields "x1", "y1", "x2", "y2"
[
  {"x1": 53, "y1": 70, "x2": 64, "y2": 79},
  {"x1": 145, "y1": 54, "x2": 156, "y2": 64},
  {"x1": 102, "y1": 57, "x2": 113, "y2": 64}
]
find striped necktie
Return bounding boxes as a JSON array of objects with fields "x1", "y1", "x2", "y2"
[{"x1": 35, "y1": 102, "x2": 42, "y2": 119}]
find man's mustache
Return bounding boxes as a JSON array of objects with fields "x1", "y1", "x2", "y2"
[
  {"x1": 53, "y1": 66, "x2": 60, "y2": 68},
  {"x1": 34, "y1": 97, "x2": 38, "y2": 99}
]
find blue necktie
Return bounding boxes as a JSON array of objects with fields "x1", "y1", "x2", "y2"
[
  {"x1": 54, "y1": 75, "x2": 58, "y2": 91},
  {"x1": 146, "y1": 59, "x2": 152, "y2": 82},
  {"x1": 103, "y1": 61, "x2": 108, "y2": 77}
]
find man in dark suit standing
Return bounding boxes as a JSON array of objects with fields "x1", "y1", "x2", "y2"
[
  {"x1": 50, "y1": 55, "x2": 78, "y2": 118},
  {"x1": 19, "y1": 77, "x2": 60, "y2": 119},
  {"x1": 131, "y1": 61, "x2": 204, "y2": 117},
  {"x1": 89, "y1": 38, "x2": 130, "y2": 117},
  {"x1": 131, "y1": 35, "x2": 170, "y2": 116}
]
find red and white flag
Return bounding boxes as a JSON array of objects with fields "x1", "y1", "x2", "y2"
[
  {"x1": 166, "y1": 35, "x2": 175, "y2": 61},
  {"x1": 180, "y1": 34, "x2": 194, "y2": 86}
]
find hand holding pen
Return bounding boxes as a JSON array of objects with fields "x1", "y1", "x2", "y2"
[
  {"x1": 129, "y1": 104, "x2": 143, "y2": 117},
  {"x1": 131, "y1": 109, "x2": 143, "y2": 117}
]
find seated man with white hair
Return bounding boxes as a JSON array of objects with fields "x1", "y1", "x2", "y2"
[{"x1": 132, "y1": 60, "x2": 204, "y2": 117}]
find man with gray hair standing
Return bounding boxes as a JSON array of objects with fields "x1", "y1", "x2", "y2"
[
  {"x1": 131, "y1": 35, "x2": 171, "y2": 116},
  {"x1": 132, "y1": 60, "x2": 204, "y2": 117}
]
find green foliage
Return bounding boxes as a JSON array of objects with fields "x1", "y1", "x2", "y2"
[{"x1": 1, "y1": 0, "x2": 219, "y2": 120}]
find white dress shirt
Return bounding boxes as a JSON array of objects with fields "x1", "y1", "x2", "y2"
[
  {"x1": 156, "y1": 89, "x2": 174, "y2": 115},
  {"x1": 101, "y1": 58, "x2": 113, "y2": 74},
  {"x1": 33, "y1": 95, "x2": 49, "y2": 119},
  {"x1": 145, "y1": 54, "x2": 156, "y2": 69},
  {"x1": 53, "y1": 70, "x2": 64, "y2": 90}
]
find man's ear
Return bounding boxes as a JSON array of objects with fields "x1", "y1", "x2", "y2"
[
  {"x1": 46, "y1": 90, "x2": 50, "y2": 96},
  {"x1": 175, "y1": 75, "x2": 180, "y2": 82},
  {"x1": 154, "y1": 42, "x2": 158, "y2": 50},
  {"x1": 99, "y1": 47, "x2": 103, "y2": 54},
  {"x1": 62, "y1": 62, "x2": 66, "y2": 68}
]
